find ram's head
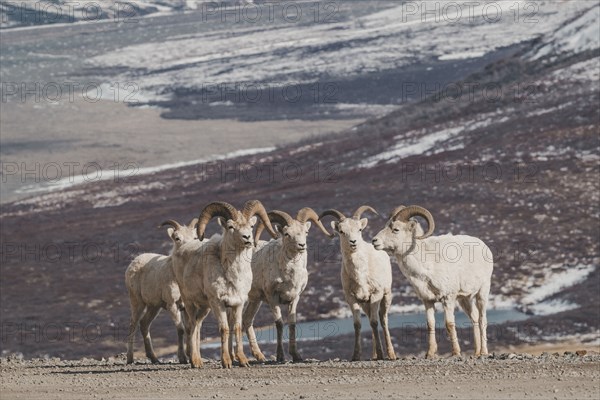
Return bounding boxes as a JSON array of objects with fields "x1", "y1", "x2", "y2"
[
  {"x1": 372, "y1": 205, "x2": 434, "y2": 254},
  {"x1": 196, "y1": 200, "x2": 277, "y2": 249},
  {"x1": 319, "y1": 206, "x2": 379, "y2": 253},
  {"x1": 255, "y1": 207, "x2": 332, "y2": 253},
  {"x1": 160, "y1": 218, "x2": 199, "y2": 249}
]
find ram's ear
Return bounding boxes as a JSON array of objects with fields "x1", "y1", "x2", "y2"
[
  {"x1": 360, "y1": 218, "x2": 368, "y2": 230},
  {"x1": 304, "y1": 221, "x2": 312, "y2": 231},
  {"x1": 330, "y1": 221, "x2": 339, "y2": 232},
  {"x1": 167, "y1": 228, "x2": 175, "y2": 239},
  {"x1": 408, "y1": 220, "x2": 418, "y2": 232},
  {"x1": 249, "y1": 216, "x2": 257, "y2": 226}
]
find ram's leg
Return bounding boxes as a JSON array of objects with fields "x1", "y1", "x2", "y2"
[
  {"x1": 380, "y1": 293, "x2": 397, "y2": 360},
  {"x1": 232, "y1": 305, "x2": 250, "y2": 367},
  {"x1": 184, "y1": 304, "x2": 197, "y2": 366},
  {"x1": 361, "y1": 305, "x2": 376, "y2": 360},
  {"x1": 288, "y1": 297, "x2": 303, "y2": 362},
  {"x1": 362, "y1": 305, "x2": 376, "y2": 360},
  {"x1": 212, "y1": 302, "x2": 232, "y2": 369},
  {"x1": 350, "y1": 302, "x2": 362, "y2": 361},
  {"x1": 126, "y1": 300, "x2": 146, "y2": 365},
  {"x1": 243, "y1": 299, "x2": 266, "y2": 362},
  {"x1": 424, "y1": 301, "x2": 438, "y2": 359},
  {"x1": 193, "y1": 308, "x2": 206, "y2": 362},
  {"x1": 181, "y1": 306, "x2": 192, "y2": 361},
  {"x1": 368, "y1": 302, "x2": 384, "y2": 360},
  {"x1": 186, "y1": 304, "x2": 208, "y2": 368},
  {"x1": 476, "y1": 290, "x2": 490, "y2": 356},
  {"x1": 139, "y1": 305, "x2": 161, "y2": 364},
  {"x1": 268, "y1": 300, "x2": 285, "y2": 362},
  {"x1": 443, "y1": 298, "x2": 461, "y2": 357},
  {"x1": 226, "y1": 308, "x2": 235, "y2": 362},
  {"x1": 179, "y1": 303, "x2": 191, "y2": 360},
  {"x1": 181, "y1": 305, "x2": 201, "y2": 363},
  {"x1": 458, "y1": 297, "x2": 481, "y2": 357},
  {"x1": 166, "y1": 303, "x2": 188, "y2": 364}
]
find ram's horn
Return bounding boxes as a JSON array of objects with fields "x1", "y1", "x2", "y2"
[
  {"x1": 389, "y1": 205, "x2": 407, "y2": 221},
  {"x1": 319, "y1": 209, "x2": 346, "y2": 222},
  {"x1": 297, "y1": 207, "x2": 333, "y2": 237},
  {"x1": 353, "y1": 205, "x2": 379, "y2": 220},
  {"x1": 393, "y1": 205, "x2": 435, "y2": 239},
  {"x1": 160, "y1": 220, "x2": 181, "y2": 230},
  {"x1": 196, "y1": 202, "x2": 238, "y2": 241},
  {"x1": 242, "y1": 200, "x2": 278, "y2": 239},
  {"x1": 254, "y1": 210, "x2": 293, "y2": 244}
]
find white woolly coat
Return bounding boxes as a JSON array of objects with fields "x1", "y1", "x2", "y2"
[
  {"x1": 125, "y1": 253, "x2": 181, "y2": 308},
  {"x1": 249, "y1": 238, "x2": 308, "y2": 304},
  {"x1": 172, "y1": 235, "x2": 253, "y2": 308},
  {"x1": 396, "y1": 234, "x2": 493, "y2": 302},
  {"x1": 340, "y1": 242, "x2": 392, "y2": 305}
]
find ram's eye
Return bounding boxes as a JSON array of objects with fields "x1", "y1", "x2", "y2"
[
  {"x1": 359, "y1": 228, "x2": 363, "y2": 232},
  {"x1": 393, "y1": 228, "x2": 400, "y2": 233},
  {"x1": 284, "y1": 233, "x2": 290, "y2": 237},
  {"x1": 338, "y1": 230, "x2": 344, "y2": 235}
]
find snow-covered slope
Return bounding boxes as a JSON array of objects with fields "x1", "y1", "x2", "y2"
[
  {"x1": 531, "y1": 4, "x2": 600, "y2": 60},
  {"x1": 86, "y1": 1, "x2": 592, "y2": 105},
  {"x1": 0, "y1": 0, "x2": 203, "y2": 28}
]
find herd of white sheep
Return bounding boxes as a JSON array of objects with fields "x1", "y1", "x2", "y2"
[{"x1": 125, "y1": 200, "x2": 494, "y2": 368}]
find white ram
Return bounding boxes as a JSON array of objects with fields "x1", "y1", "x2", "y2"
[
  {"x1": 124, "y1": 218, "x2": 197, "y2": 364},
  {"x1": 372, "y1": 205, "x2": 493, "y2": 358},
  {"x1": 244, "y1": 208, "x2": 332, "y2": 362},
  {"x1": 171, "y1": 200, "x2": 277, "y2": 368},
  {"x1": 319, "y1": 206, "x2": 397, "y2": 361}
]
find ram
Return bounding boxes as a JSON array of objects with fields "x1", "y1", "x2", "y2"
[
  {"x1": 372, "y1": 205, "x2": 493, "y2": 358},
  {"x1": 319, "y1": 206, "x2": 396, "y2": 361},
  {"x1": 171, "y1": 201, "x2": 277, "y2": 368},
  {"x1": 244, "y1": 208, "x2": 332, "y2": 362},
  {"x1": 124, "y1": 218, "x2": 197, "y2": 365}
]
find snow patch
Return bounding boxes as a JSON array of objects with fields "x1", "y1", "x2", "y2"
[
  {"x1": 438, "y1": 51, "x2": 486, "y2": 61},
  {"x1": 528, "y1": 299, "x2": 580, "y2": 316},
  {"x1": 520, "y1": 264, "x2": 596, "y2": 314},
  {"x1": 359, "y1": 114, "x2": 507, "y2": 168},
  {"x1": 550, "y1": 57, "x2": 600, "y2": 83},
  {"x1": 532, "y1": 5, "x2": 600, "y2": 59}
]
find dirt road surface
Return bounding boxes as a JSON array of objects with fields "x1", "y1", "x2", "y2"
[{"x1": 1, "y1": 353, "x2": 599, "y2": 400}]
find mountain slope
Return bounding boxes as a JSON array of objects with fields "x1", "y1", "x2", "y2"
[{"x1": 1, "y1": 25, "x2": 598, "y2": 358}]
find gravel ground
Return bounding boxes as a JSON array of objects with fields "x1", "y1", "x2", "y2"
[{"x1": 1, "y1": 353, "x2": 599, "y2": 400}]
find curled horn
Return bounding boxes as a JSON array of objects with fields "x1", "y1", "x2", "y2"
[
  {"x1": 353, "y1": 205, "x2": 379, "y2": 220},
  {"x1": 268, "y1": 210, "x2": 294, "y2": 228},
  {"x1": 242, "y1": 200, "x2": 278, "y2": 239},
  {"x1": 389, "y1": 205, "x2": 406, "y2": 221},
  {"x1": 254, "y1": 210, "x2": 293, "y2": 244},
  {"x1": 393, "y1": 205, "x2": 435, "y2": 239},
  {"x1": 297, "y1": 207, "x2": 333, "y2": 237},
  {"x1": 319, "y1": 209, "x2": 346, "y2": 222},
  {"x1": 196, "y1": 202, "x2": 238, "y2": 241},
  {"x1": 159, "y1": 220, "x2": 182, "y2": 230},
  {"x1": 188, "y1": 218, "x2": 199, "y2": 229}
]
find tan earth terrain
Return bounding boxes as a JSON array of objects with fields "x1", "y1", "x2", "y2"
[{"x1": 1, "y1": 352, "x2": 599, "y2": 400}]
